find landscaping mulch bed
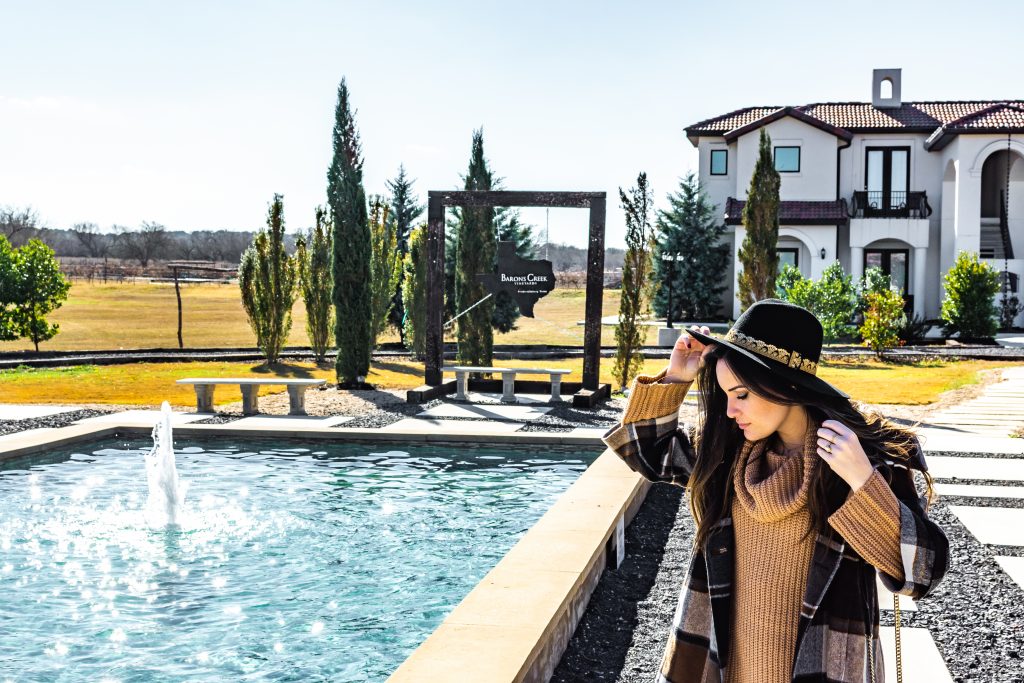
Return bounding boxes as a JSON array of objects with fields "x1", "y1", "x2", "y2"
[
  {"x1": 553, "y1": 456, "x2": 1024, "y2": 683},
  {"x1": 0, "y1": 409, "x2": 113, "y2": 437}
]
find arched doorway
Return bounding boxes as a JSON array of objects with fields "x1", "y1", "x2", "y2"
[{"x1": 980, "y1": 148, "x2": 1024, "y2": 259}]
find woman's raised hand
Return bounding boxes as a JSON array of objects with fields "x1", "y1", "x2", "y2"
[{"x1": 665, "y1": 325, "x2": 715, "y2": 383}]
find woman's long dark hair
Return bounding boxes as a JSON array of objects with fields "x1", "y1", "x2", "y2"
[{"x1": 687, "y1": 344, "x2": 935, "y2": 551}]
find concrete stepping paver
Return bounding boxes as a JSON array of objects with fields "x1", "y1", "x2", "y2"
[
  {"x1": 947, "y1": 505, "x2": 1024, "y2": 545},
  {"x1": 0, "y1": 405, "x2": 79, "y2": 420},
  {"x1": 925, "y1": 456, "x2": 1024, "y2": 482},
  {"x1": 879, "y1": 627, "x2": 952, "y2": 682},
  {"x1": 934, "y1": 483, "x2": 1024, "y2": 498},
  {"x1": 918, "y1": 428, "x2": 1024, "y2": 455},
  {"x1": 381, "y1": 418, "x2": 525, "y2": 434},
  {"x1": 419, "y1": 403, "x2": 552, "y2": 421},
  {"x1": 230, "y1": 415, "x2": 353, "y2": 428},
  {"x1": 994, "y1": 556, "x2": 1024, "y2": 591}
]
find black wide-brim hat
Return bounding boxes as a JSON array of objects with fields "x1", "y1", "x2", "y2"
[{"x1": 687, "y1": 298, "x2": 849, "y2": 399}]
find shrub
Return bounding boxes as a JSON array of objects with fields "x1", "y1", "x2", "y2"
[
  {"x1": 898, "y1": 312, "x2": 931, "y2": 344},
  {"x1": 940, "y1": 251, "x2": 1000, "y2": 339},
  {"x1": 860, "y1": 289, "x2": 907, "y2": 357},
  {"x1": 998, "y1": 289, "x2": 1022, "y2": 331},
  {"x1": 775, "y1": 262, "x2": 856, "y2": 343}
]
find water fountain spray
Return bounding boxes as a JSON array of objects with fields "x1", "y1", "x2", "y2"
[{"x1": 144, "y1": 401, "x2": 187, "y2": 527}]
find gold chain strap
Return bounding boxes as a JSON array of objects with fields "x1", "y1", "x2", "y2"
[
  {"x1": 894, "y1": 592, "x2": 903, "y2": 683},
  {"x1": 867, "y1": 593, "x2": 903, "y2": 683}
]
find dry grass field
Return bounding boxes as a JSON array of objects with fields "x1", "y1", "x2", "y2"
[
  {"x1": 0, "y1": 281, "x2": 658, "y2": 352},
  {"x1": 0, "y1": 356, "x2": 1017, "y2": 408}
]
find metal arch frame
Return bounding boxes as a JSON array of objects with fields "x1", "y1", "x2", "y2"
[{"x1": 423, "y1": 190, "x2": 608, "y2": 403}]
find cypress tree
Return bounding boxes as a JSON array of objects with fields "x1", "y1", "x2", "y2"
[
  {"x1": 614, "y1": 172, "x2": 654, "y2": 392},
  {"x1": 653, "y1": 172, "x2": 729, "y2": 321},
  {"x1": 402, "y1": 224, "x2": 428, "y2": 360},
  {"x1": 297, "y1": 206, "x2": 334, "y2": 363},
  {"x1": 238, "y1": 194, "x2": 298, "y2": 365},
  {"x1": 455, "y1": 129, "x2": 496, "y2": 366},
  {"x1": 737, "y1": 128, "x2": 781, "y2": 311},
  {"x1": 385, "y1": 165, "x2": 424, "y2": 341},
  {"x1": 368, "y1": 197, "x2": 402, "y2": 347},
  {"x1": 326, "y1": 78, "x2": 372, "y2": 387}
]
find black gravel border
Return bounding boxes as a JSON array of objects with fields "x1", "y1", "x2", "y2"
[
  {"x1": 552, "y1": 484, "x2": 693, "y2": 683},
  {"x1": 0, "y1": 409, "x2": 114, "y2": 436},
  {"x1": 188, "y1": 413, "x2": 243, "y2": 425},
  {"x1": 553, "y1": 455, "x2": 1024, "y2": 683}
]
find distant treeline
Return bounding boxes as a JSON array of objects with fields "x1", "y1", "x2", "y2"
[{"x1": 1, "y1": 206, "x2": 623, "y2": 274}]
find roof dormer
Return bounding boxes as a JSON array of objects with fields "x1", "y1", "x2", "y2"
[{"x1": 872, "y1": 69, "x2": 902, "y2": 109}]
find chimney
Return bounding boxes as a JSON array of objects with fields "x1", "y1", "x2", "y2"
[{"x1": 872, "y1": 68, "x2": 902, "y2": 109}]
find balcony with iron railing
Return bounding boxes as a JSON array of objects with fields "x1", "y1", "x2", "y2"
[{"x1": 849, "y1": 191, "x2": 933, "y2": 219}]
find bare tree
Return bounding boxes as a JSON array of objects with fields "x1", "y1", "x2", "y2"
[
  {"x1": 116, "y1": 221, "x2": 171, "y2": 267},
  {"x1": 69, "y1": 222, "x2": 109, "y2": 258},
  {"x1": 0, "y1": 206, "x2": 40, "y2": 246}
]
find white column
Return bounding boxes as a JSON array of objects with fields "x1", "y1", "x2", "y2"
[
  {"x1": 954, "y1": 162, "x2": 982, "y2": 257},
  {"x1": 850, "y1": 246, "x2": 864, "y2": 282},
  {"x1": 913, "y1": 247, "x2": 927, "y2": 319}
]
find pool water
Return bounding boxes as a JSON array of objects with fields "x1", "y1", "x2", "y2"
[{"x1": 0, "y1": 438, "x2": 598, "y2": 681}]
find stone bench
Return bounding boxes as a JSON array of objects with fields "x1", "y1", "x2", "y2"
[
  {"x1": 442, "y1": 365, "x2": 573, "y2": 403},
  {"x1": 176, "y1": 378, "x2": 326, "y2": 415}
]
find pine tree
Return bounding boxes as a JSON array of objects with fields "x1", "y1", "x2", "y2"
[
  {"x1": 385, "y1": 165, "x2": 425, "y2": 340},
  {"x1": 614, "y1": 173, "x2": 654, "y2": 392},
  {"x1": 455, "y1": 129, "x2": 496, "y2": 367},
  {"x1": 737, "y1": 129, "x2": 781, "y2": 311},
  {"x1": 238, "y1": 194, "x2": 298, "y2": 365},
  {"x1": 652, "y1": 173, "x2": 729, "y2": 322},
  {"x1": 327, "y1": 78, "x2": 372, "y2": 387},
  {"x1": 297, "y1": 206, "x2": 334, "y2": 363}
]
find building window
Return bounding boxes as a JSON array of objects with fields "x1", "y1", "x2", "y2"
[
  {"x1": 864, "y1": 249, "x2": 909, "y2": 294},
  {"x1": 865, "y1": 147, "x2": 910, "y2": 214},
  {"x1": 710, "y1": 149, "x2": 728, "y2": 176},
  {"x1": 777, "y1": 247, "x2": 799, "y2": 270},
  {"x1": 774, "y1": 146, "x2": 800, "y2": 173}
]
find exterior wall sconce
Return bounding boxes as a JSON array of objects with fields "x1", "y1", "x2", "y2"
[{"x1": 820, "y1": 248, "x2": 827, "y2": 259}]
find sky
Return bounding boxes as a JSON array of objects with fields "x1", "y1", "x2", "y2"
[{"x1": 3, "y1": 0, "x2": 1023, "y2": 249}]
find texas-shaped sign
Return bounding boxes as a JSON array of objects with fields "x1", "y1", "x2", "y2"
[{"x1": 476, "y1": 241, "x2": 555, "y2": 317}]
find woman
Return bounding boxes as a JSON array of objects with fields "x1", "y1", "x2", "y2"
[{"x1": 602, "y1": 299, "x2": 948, "y2": 683}]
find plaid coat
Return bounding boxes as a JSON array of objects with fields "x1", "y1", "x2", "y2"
[{"x1": 602, "y1": 410, "x2": 949, "y2": 683}]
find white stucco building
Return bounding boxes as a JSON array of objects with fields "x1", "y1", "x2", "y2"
[{"x1": 686, "y1": 69, "x2": 1024, "y2": 323}]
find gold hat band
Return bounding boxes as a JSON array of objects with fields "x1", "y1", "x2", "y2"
[{"x1": 723, "y1": 329, "x2": 818, "y2": 376}]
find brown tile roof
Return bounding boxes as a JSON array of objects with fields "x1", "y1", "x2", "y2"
[
  {"x1": 685, "y1": 107, "x2": 784, "y2": 133},
  {"x1": 686, "y1": 101, "x2": 1024, "y2": 143},
  {"x1": 723, "y1": 198, "x2": 849, "y2": 226}
]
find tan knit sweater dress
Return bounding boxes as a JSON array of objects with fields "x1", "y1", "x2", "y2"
[{"x1": 623, "y1": 372, "x2": 906, "y2": 683}]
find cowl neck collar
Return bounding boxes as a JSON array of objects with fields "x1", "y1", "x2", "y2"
[{"x1": 732, "y1": 420, "x2": 821, "y2": 523}]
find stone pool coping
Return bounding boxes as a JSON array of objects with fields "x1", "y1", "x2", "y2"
[{"x1": 0, "y1": 417, "x2": 647, "y2": 683}]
